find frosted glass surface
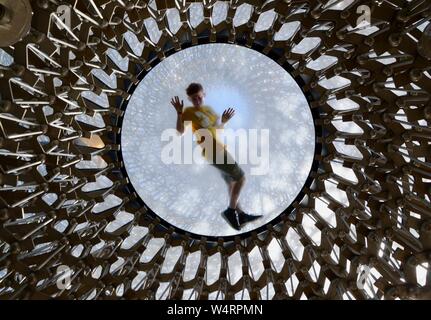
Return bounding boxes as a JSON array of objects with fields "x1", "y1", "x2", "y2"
[{"x1": 121, "y1": 44, "x2": 315, "y2": 237}]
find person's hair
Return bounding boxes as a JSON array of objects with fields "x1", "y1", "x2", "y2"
[{"x1": 186, "y1": 83, "x2": 203, "y2": 96}]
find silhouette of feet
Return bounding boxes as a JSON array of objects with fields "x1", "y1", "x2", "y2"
[
  {"x1": 237, "y1": 209, "x2": 263, "y2": 226},
  {"x1": 222, "y1": 207, "x2": 241, "y2": 230}
]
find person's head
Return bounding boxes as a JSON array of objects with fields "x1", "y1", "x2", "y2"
[{"x1": 186, "y1": 83, "x2": 205, "y2": 107}]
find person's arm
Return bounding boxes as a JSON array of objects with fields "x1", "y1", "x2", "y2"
[
  {"x1": 213, "y1": 113, "x2": 224, "y2": 129},
  {"x1": 176, "y1": 111, "x2": 185, "y2": 134},
  {"x1": 170, "y1": 96, "x2": 185, "y2": 134}
]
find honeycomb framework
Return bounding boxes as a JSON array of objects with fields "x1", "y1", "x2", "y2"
[{"x1": 0, "y1": 0, "x2": 430, "y2": 300}]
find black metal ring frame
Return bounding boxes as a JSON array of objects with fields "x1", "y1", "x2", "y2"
[{"x1": 115, "y1": 34, "x2": 324, "y2": 243}]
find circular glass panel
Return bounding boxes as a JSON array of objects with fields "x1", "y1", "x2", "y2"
[{"x1": 121, "y1": 43, "x2": 315, "y2": 237}]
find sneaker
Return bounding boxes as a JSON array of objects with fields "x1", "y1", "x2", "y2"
[
  {"x1": 238, "y1": 212, "x2": 263, "y2": 225},
  {"x1": 222, "y1": 207, "x2": 241, "y2": 230}
]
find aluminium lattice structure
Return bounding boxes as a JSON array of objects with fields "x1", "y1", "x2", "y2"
[{"x1": 0, "y1": 0, "x2": 430, "y2": 300}]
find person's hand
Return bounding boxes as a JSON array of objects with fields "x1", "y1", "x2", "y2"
[
  {"x1": 170, "y1": 96, "x2": 184, "y2": 114},
  {"x1": 221, "y1": 108, "x2": 235, "y2": 123}
]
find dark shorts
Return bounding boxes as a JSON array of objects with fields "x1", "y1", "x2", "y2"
[{"x1": 208, "y1": 147, "x2": 245, "y2": 183}]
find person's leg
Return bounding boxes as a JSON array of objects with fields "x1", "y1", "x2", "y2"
[
  {"x1": 227, "y1": 181, "x2": 251, "y2": 215},
  {"x1": 220, "y1": 150, "x2": 245, "y2": 210},
  {"x1": 223, "y1": 167, "x2": 262, "y2": 225},
  {"x1": 213, "y1": 149, "x2": 245, "y2": 230},
  {"x1": 228, "y1": 175, "x2": 245, "y2": 210},
  {"x1": 228, "y1": 182, "x2": 252, "y2": 214},
  {"x1": 215, "y1": 147, "x2": 262, "y2": 228}
]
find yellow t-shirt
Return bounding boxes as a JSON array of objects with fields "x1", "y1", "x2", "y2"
[{"x1": 182, "y1": 105, "x2": 225, "y2": 158}]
